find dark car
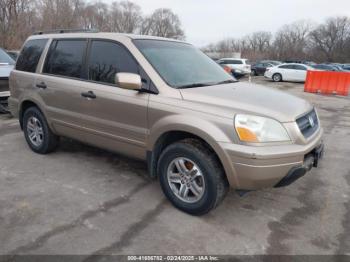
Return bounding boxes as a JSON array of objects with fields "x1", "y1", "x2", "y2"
[
  {"x1": 342, "y1": 64, "x2": 350, "y2": 70},
  {"x1": 285, "y1": 60, "x2": 316, "y2": 66},
  {"x1": 313, "y1": 64, "x2": 343, "y2": 71},
  {"x1": 251, "y1": 62, "x2": 274, "y2": 76}
]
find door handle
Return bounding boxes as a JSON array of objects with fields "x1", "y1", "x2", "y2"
[
  {"x1": 36, "y1": 82, "x2": 47, "y2": 89},
  {"x1": 81, "y1": 91, "x2": 96, "y2": 99}
]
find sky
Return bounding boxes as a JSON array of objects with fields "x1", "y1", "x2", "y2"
[{"x1": 102, "y1": 0, "x2": 350, "y2": 47}]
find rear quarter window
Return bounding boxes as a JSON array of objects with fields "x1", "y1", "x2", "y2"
[{"x1": 16, "y1": 39, "x2": 48, "y2": 73}]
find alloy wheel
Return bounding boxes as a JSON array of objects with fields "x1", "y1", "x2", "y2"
[{"x1": 167, "y1": 157, "x2": 205, "y2": 203}]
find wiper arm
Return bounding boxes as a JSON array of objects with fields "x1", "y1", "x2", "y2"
[
  {"x1": 177, "y1": 79, "x2": 237, "y2": 89},
  {"x1": 176, "y1": 82, "x2": 214, "y2": 89},
  {"x1": 215, "y1": 79, "x2": 237, "y2": 85}
]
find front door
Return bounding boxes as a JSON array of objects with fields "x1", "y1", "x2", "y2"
[{"x1": 80, "y1": 40, "x2": 149, "y2": 159}]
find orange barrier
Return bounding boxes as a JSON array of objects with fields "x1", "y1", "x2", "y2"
[{"x1": 304, "y1": 70, "x2": 350, "y2": 96}]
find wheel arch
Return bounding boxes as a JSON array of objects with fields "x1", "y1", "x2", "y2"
[
  {"x1": 147, "y1": 117, "x2": 238, "y2": 188},
  {"x1": 19, "y1": 99, "x2": 46, "y2": 130}
]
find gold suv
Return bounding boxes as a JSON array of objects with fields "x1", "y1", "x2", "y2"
[{"x1": 9, "y1": 31, "x2": 324, "y2": 215}]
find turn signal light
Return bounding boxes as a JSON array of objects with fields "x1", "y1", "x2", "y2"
[{"x1": 235, "y1": 127, "x2": 258, "y2": 142}]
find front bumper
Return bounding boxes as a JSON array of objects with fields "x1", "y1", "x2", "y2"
[
  {"x1": 274, "y1": 143, "x2": 324, "y2": 187},
  {"x1": 219, "y1": 128, "x2": 324, "y2": 190}
]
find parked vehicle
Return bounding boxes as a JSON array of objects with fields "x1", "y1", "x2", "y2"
[
  {"x1": 264, "y1": 63, "x2": 314, "y2": 82},
  {"x1": 217, "y1": 58, "x2": 251, "y2": 76},
  {"x1": 342, "y1": 64, "x2": 350, "y2": 70},
  {"x1": 260, "y1": 60, "x2": 282, "y2": 66},
  {"x1": 312, "y1": 64, "x2": 343, "y2": 72},
  {"x1": 0, "y1": 47, "x2": 15, "y2": 113},
  {"x1": 6, "y1": 50, "x2": 20, "y2": 61},
  {"x1": 284, "y1": 60, "x2": 316, "y2": 66},
  {"x1": 218, "y1": 63, "x2": 243, "y2": 79},
  {"x1": 9, "y1": 31, "x2": 324, "y2": 215},
  {"x1": 251, "y1": 62, "x2": 274, "y2": 76}
]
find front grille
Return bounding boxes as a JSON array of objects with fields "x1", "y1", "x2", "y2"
[{"x1": 296, "y1": 109, "x2": 319, "y2": 138}]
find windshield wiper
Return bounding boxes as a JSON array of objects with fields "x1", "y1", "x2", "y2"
[
  {"x1": 176, "y1": 82, "x2": 215, "y2": 89},
  {"x1": 177, "y1": 79, "x2": 237, "y2": 89},
  {"x1": 214, "y1": 79, "x2": 237, "y2": 85}
]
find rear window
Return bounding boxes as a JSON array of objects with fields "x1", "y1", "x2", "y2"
[
  {"x1": 16, "y1": 39, "x2": 48, "y2": 72},
  {"x1": 0, "y1": 48, "x2": 15, "y2": 65},
  {"x1": 44, "y1": 39, "x2": 87, "y2": 78}
]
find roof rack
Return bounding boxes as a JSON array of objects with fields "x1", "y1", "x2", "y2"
[{"x1": 33, "y1": 29, "x2": 99, "y2": 35}]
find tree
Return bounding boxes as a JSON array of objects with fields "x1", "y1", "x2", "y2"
[
  {"x1": 272, "y1": 20, "x2": 313, "y2": 61},
  {"x1": 110, "y1": 1, "x2": 142, "y2": 33},
  {"x1": 309, "y1": 16, "x2": 350, "y2": 62},
  {"x1": 38, "y1": 0, "x2": 83, "y2": 30},
  {"x1": 80, "y1": 1, "x2": 110, "y2": 31},
  {"x1": 140, "y1": 8, "x2": 185, "y2": 39}
]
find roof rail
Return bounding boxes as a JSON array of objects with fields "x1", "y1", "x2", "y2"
[{"x1": 33, "y1": 29, "x2": 99, "y2": 35}]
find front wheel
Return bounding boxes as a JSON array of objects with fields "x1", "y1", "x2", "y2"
[
  {"x1": 158, "y1": 139, "x2": 228, "y2": 215},
  {"x1": 23, "y1": 107, "x2": 59, "y2": 154}
]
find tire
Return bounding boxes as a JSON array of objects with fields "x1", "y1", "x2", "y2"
[
  {"x1": 158, "y1": 139, "x2": 229, "y2": 215},
  {"x1": 23, "y1": 106, "x2": 59, "y2": 154},
  {"x1": 272, "y1": 73, "x2": 282, "y2": 82},
  {"x1": 251, "y1": 69, "x2": 257, "y2": 76}
]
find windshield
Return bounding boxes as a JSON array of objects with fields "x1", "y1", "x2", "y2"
[
  {"x1": 133, "y1": 40, "x2": 235, "y2": 88},
  {"x1": 0, "y1": 48, "x2": 15, "y2": 65}
]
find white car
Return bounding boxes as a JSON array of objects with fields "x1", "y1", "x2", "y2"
[
  {"x1": 264, "y1": 63, "x2": 314, "y2": 82},
  {"x1": 0, "y1": 48, "x2": 15, "y2": 112},
  {"x1": 218, "y1": 58, "x2": 251, "y2": 76}
]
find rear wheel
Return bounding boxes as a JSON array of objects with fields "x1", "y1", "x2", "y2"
[
  {"x1": 158, "y1": 139, "x2": 229, "y2": 215},
  {"x1": 23, "y1": 107, "x2": 59, "y2": 154},
  {"x1": 251, "y1": 69, "x2": 257, "y2": 76},
  {"x1": 272, "y1": 73, "x2": 282, "y2": 82}
]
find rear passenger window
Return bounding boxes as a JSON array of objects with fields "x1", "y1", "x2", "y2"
[
  {"x1": 294, "y1": 65, "x2": 307, "y2": 70},
  {"x1": 16, "y1": 39, "x2": 48, "y2": 73},
  {"x1": 87, "y1": 40, "x2": 138, "y2": 84},
  {"x1": 279, "y1": 65, "x2": 294, "y2": 69},
  {"x1": 44, "y1": 39, "x2": 87, "y2": 78}
]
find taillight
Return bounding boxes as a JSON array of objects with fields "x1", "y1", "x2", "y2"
[{"x1": 223, "y1": 66, "x2": 231, "y2": 73}]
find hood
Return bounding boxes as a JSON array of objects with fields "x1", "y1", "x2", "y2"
[
  {"x1": 179, "y1": 82, "x2": 312, "y2": 122},
  {"x1": 0, "y1": 64, "x2": 14, "y2": 78}
]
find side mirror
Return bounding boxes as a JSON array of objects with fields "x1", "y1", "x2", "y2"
[{"x1": 115, "y1": 73, "x2": 142, "y2": 91}]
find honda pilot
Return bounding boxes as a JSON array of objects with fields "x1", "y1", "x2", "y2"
[{"x1": 9, "y1": 31, "x2": 324, "y2": 215}]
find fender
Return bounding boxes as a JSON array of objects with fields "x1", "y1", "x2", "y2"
[{"x1": 147, "y1": 114, "x2": 240, "y2": 188}]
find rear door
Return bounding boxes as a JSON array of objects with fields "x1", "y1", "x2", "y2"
[
  {"x1": 293, "y1": 64, "x2": 308, "y2": 81},
  {"x1": 256, "y1": 63, "x2": 265, "y2": 75},
  {"x1": 278, "y1": 64, "x2": 295, "y2": 81},
  {"x1": 36, "y1": 38, "x2": 90, "y2": 141}
]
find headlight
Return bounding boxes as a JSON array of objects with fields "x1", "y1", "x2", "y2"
[{"x1": 235, "y1": 114, "x2": 290, "y2": 143}]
